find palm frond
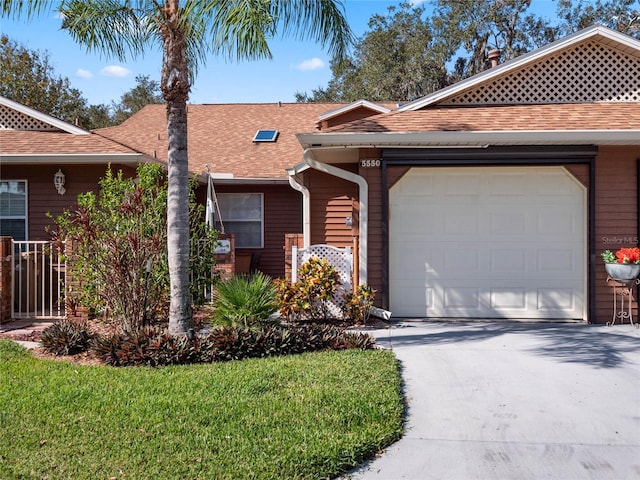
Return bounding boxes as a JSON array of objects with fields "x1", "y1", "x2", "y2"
[
  {"x1": 1, "y1": 0, "x2": 52, "y2": 20},
  {"x1": 201, "y1": 0, "x2": 353, "y2": 62},
  {"x1": 59, "y1": 0, "x2": 154, "y2": 62}
]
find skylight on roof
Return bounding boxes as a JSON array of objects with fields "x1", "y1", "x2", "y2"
[{"x1": 253, "y1": 129, "x2": 279, "y2": 142}]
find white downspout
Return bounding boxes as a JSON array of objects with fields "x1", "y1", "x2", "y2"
[
  {"x1": 302, "y1": 148, "x2": 368, "y2": 285},
  {"x1": 286, "y1": 169, "x2": 311, "y2": 248}
]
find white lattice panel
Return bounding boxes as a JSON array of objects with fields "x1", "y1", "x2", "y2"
[
  {"x1": 292, "y1": 244, "x2": 352, "y2": 319},
  {"x1": 444, "y1": 41, "x2": 640, "y2": 105},
  {"x1": 0, "y1": 104, "x2": 60, "y2": 130}
]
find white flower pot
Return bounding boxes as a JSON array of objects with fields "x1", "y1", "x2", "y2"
[{"x1": 605, "y1": 263, "x2": 640, "y2": 285}]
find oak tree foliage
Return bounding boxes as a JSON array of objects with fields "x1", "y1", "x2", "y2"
[{"x1": 299, "y1": 0, "x2": 639, "y2": 103}]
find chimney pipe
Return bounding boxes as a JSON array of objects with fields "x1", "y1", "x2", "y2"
[{"x1": 488, "y1": 49, "x2": 501, "y2": 68}]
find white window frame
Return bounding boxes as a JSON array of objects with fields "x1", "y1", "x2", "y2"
[
  {"x1": 215, "y1": 193, "x2": 264, "y2": 248},
  {"x1": 0, "y1": 179, "x2": 28, "y2": 241}
]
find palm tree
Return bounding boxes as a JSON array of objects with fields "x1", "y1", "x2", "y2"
[{"x1": 3, "y1": 0, "x2": 353, "y2": 335}]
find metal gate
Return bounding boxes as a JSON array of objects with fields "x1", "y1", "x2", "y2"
[{"x1": 12, "y1": 241, "x2": 66, "y2": 319}]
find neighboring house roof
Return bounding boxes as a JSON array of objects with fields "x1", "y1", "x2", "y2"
[
  {"x1": 0, "y1": 95, "x2": 150, "y2": 164},
  {"x1": 297, "y1": 25, "x2": 640, "y2": 149},
  {"x1": 0, "y1": 95, "x2": 89, "y2": 134},
  {"x1": 96, "y1": 102, "x2": 352, "y2": 181}
]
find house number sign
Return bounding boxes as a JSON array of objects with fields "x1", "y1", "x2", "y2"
[{"x1": 360, "y1": 159, "x2": 381, "y2": 168}]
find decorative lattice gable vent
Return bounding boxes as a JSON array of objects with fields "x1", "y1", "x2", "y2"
[
  {"x1": 0, "y1": 104, "x2": 62, "y2": 131},
  {"x1": 443, "y1": 41, "x2": 640, "y2": 105}
]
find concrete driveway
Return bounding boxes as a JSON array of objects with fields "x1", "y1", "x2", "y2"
[{"x1": 344, "y1": 322, "x2": 640, "y2": 480}]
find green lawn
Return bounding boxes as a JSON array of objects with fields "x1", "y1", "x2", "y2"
[{"x1": 0, "y1": 340, "x2": 403, "y2": 480}]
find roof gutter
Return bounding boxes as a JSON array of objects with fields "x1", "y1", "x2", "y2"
[
  {"x1": 0, "y1": 153, "x2": 149, "y2": 164},
  {"x1": 297, "y1": 130, "x2": 640, "y2": 147},
  {"x1": 302, "y1": 148, "x2": 368, "y2": 285},
  {"x1": 286, "y1": 165, "x2": 311, "y2": 248}
]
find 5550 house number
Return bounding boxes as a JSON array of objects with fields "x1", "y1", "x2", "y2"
[{"x1": 360, "y1": 159, "x2": 381, "y2": 168}]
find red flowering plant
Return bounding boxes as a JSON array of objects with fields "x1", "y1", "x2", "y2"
[{"x1": 601, "y1": 247, "x2": 640, "y2": 264}]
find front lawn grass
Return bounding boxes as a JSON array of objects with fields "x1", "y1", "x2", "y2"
[{"x1": 0, "y1": 340, "x2": 403, "y2": 479}]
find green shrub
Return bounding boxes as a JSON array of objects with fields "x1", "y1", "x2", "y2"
[
  {"x1": 341, "y1": 285, "x2": 376, "y2": 324},
  {"x1": 50, "y1": 163, "x2": 217, "y2": 331},
  {"x1": 212, "y1": 272, "x2": 278, "y2": 327},
  {"x1": 40, "y1": 319, "x2": 94, "y2": 356},
  {"x1": 275, "y1": 256, "x2": 342, "y2": 321}
]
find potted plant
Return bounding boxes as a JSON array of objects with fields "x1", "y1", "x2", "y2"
[{"x1": 601, "y1": 247, "x2": 640, "y2": 284}]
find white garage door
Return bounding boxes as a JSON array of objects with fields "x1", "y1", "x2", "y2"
[{"x1": 389, "y1": 167, "x2": 586, "y2": 320}]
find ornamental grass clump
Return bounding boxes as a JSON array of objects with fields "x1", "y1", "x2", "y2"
[{"x1": 601, "y1": 247, "x2": 640, "y2": 264}]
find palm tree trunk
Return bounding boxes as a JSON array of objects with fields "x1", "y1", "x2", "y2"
[
  {"x1": 166, "y1": 99, "x2": 192, "y2": 335},
  {"x1": 162, "y1": 0, "x2": 192, "y2": 335}
]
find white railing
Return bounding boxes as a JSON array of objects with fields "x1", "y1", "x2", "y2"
[
  {"x1": 12, "y1": 241, "x2": 66, "y2": 319},
  {"x1": 292, "y1": 244, "x2": 352, "y2": 318}
]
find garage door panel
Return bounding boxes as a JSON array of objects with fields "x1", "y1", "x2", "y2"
[
  {"x1": 443, "y1": 287, "x2": 481, "y2": 309},
  {"x1": 395, "y1": 206, "x2": 436, "y2": 233},
  {"x1": 389, "y1": 167, "x2": 586, "y2": 320},
  {"x1": 443, "y1": 174, "x2": 482, "y2": 196},
  {"x1": 536, "y1": 249, "x2": 576, "y2": 272},
  {"x1": 489, "y1": 211, "x2": 527, "y2": 235},
  {"x1": 490, "y1": 289, "x2": 528, "y2": 310},
  {"x1": 537, "y1": 288, "x2": 577, "y2": 311},
  {"x1": 488, "y1": 174, "x2": 532, "y2": 195},
  {"x1": 444, "y1": 208, "x2": 479, "y2": 234},
  {"x1": 444, "y1": 248, "x2": 481, "y2": 271},
  {"x1": 395, "y1": 173, "x2": 436, "y2": 196},
  {"x1": 489, "y1": 249, "x2": 527, "y2": 272},
  {"x1": 537, "y1": 208, "x2": 581, "y2": 235}
]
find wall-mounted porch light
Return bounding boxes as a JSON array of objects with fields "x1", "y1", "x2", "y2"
[{"x1": 54, "y1": 169, "x2": 66, "y2": 195}]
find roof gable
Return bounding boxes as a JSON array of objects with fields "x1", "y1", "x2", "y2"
[
  {"x1": 0, "y1": 95, "x2": 89, "y2": 134},
  {"x1": 399, "y1": 25, "x2": 640, "y2": 111},
  {"x1": 319, "y1": 100, "x2": 392, "y2": 121}
]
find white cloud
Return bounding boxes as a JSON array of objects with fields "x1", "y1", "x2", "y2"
[
  {"x1": 292, "y1": 57, "x2": 325, "y2": 71},
  {"x1": 76, "y1": 69, "x2": 93, "y2": 79},
  {"x1": 100, "y1": 65, "x2": 132, "y2": 77}
]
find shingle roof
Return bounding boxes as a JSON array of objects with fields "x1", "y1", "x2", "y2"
[
  {"x1": 96, "y1": 102, "x2": 350, "y2": 179},
  {"x1": 322, "y1": 103, "x2": 640, "y2": 134},
  {"x1": 0, "y1": 130, "x2": 140, "y2": 155}
]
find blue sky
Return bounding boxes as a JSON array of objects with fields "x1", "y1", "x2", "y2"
[{"x1": 0, "y1": 0, "x2": 556, "y2": 106}]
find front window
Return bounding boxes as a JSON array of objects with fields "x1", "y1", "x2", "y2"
[
  {"x1": 215, "y1": 193, "x2": 263, "y2": 248},
  {"x1": 0, "y1": 180, "x2": 27, "y2": 241}
]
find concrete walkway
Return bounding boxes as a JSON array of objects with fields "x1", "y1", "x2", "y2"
[
  {"x1": 0, "y1": 318, "x2": 52, "y2": 348},
  {"x1": 344, "y1": 322, "x2": 640, "y2": 480}
]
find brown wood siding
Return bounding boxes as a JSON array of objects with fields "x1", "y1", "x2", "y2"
[
  {"x1": 594, "y1": 146, "x2": 639, "y2": 323},
  {"x1": 359, "y1": 161, "x2": 383, "y2": 302},
  {"x1": 210, "y1": 184, "x2": 302, "y2": 279},
  {"x1": 0, "y1": 164, "x2": 135, "y2": 241},
  {"x1": 306, "y1": 168, "x2": 357, "y2": 247}
]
